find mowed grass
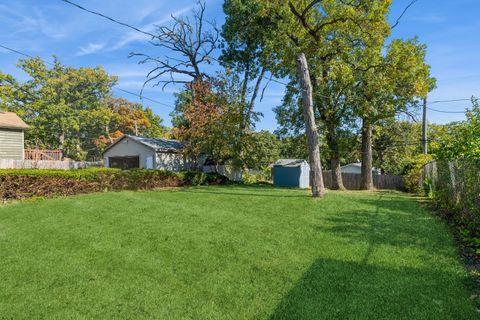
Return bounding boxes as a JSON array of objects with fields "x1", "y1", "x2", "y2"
[{"x1": 0, "y1": 186, "x2": 477, "y2": 319}]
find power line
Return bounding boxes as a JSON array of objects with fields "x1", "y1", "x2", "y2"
[
  {"x1": 60, "y1": 0, "x2": 156, "y2": 39},
  {"x1": 428, "y1": 98, "x2": 472, "y2": 105},
  {"x1": 60, "y1": 0, "x2": 479, "y2": 111},
  {"x1": 114, "y1": 88, "x2": 174, "y2": 109},
  {"x1": 0, "y1": 43, "x2": 176, "y2": 109},
  {"x1": 426, "y1": 107, "x2": 467, "y2": 114}
]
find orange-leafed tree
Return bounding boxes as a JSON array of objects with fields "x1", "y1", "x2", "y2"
[{"x1": 173, "y1": 81, "x2": 242, "y2": 168}]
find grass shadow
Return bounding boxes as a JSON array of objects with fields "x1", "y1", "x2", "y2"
[{"x1": 269, "y1": 257, "x2": 477, "y2": 320}]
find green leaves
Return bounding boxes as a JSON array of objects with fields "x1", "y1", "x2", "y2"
[{"x1": 433, "y1": 98, "x2": 480, "y2": 160}]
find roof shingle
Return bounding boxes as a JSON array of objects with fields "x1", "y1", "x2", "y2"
[{"x1": 0, "y1": 112, "x2": 29, "y2": 130}]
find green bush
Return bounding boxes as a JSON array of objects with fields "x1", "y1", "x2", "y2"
[
  {"x1": 403, "y1": 154, "x2": 433, "y2": 193},
  {"x1": 0, "y1": 169, "x2": 227, "y2": 201}
]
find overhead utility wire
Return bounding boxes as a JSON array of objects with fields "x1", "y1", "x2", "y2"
[
  {"x1": 426, "y1": 107, "x2": 468, "y2": 114},
  {"x1": 59, "y1": 0, "x2": 478, "y2": 113},
  {"x1": 0, "y1": 43, "x2": 175, "y2": 109}
]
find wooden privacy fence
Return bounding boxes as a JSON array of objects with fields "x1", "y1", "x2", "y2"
[
  {"x1": 24, "y1": 149, "x2": 63, "y2": 161},
  {"x1": 322, "y1": 172, "x2": 405, "y2": 191},
  {"x1": 0, "y1": 159, "x2": 103, "y2": 170}
]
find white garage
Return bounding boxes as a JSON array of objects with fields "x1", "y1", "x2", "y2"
[{"x1": 102, "y1": 135, "x2": 189, "y2": 171}]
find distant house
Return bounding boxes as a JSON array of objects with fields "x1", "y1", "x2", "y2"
[
  {"x1": 0, "y1": 111, "x2": 29, "y2": 160},
  {"x1": 341, "y1": 162, "x2": 381, "y2": 175},
  {"x1": 102, "y1": 135, "x2": 190, "y2": 171},
  {"x1": 272, "y1": 159, "x2": 310, "y2": 189}
]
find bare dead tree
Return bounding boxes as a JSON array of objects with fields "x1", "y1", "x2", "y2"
[{"x1": 129, "y1": 2, "x2": 219, "y2": 92}]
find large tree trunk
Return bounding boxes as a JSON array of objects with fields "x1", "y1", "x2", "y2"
[
  {"x1": 296, "y1": 53, "x2": 325, "y2": 198},
  {"x1": 360, "y1": 118, "x2": 374, "y2": 190},
  {"x1": 326, "y1": 123, "x2": 345, "y2": 190}
]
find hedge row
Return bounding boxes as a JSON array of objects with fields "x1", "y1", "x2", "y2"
[{"x1": 0, "y1": 168, "x2": 228, "y2": 200}]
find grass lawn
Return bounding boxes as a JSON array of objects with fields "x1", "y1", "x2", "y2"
[{"x1": 0, "y1": 186, "x2": 477, "y2": 319}]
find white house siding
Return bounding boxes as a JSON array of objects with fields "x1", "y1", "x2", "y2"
[
  {"x1": 0, "y1": 129, "x2": 24, "y2": 160},
  {"x1": 155, "y1": 152, "x2": 186, "y2": 171},
  {"x1": 103, "y1": 137, "x2": 155, "y2": 169}
]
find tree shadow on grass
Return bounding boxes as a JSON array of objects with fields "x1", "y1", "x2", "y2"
[
  {"x1": 269, "y1": 257, "x2": 476, "y2": 320},
  {"x1": 315, "y1": 193, "x2": 455, "y2": 258}
]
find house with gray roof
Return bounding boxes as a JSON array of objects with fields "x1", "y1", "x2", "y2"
[{"x1": 102, "y1": 135, "x2": 190, "y2": 171}]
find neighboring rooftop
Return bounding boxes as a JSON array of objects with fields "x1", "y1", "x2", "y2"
[
  {"x1": 0, "y1": 112, "x2": 29, "y2": 130},
  {"x1": 127, "y1": 135, "x2": 185, "y2": 152},
  {"x1": 103, "y1": 134, "x2": 185, "y2": 154},
  {"x1": 274, "y1": 159, "x2": 309, "y2": 168}
]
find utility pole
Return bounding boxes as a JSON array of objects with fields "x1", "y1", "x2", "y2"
[{"x1": 422, "y1": 97, "x2": 428, "y2": 154}]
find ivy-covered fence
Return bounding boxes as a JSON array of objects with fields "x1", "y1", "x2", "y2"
[{"x1": 422, "y1": 160, "x2": 480, "y2": 248}]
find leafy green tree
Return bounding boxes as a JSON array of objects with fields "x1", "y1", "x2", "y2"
[
  {"x1": 432, "y1": 98, "x2": 480, "y2": 160},
  {"x1": 241, "y1": 131, "x2": 281, "y2": 169},
  {"x1": 0, "y1": 58, "x2": 167, "y2": 161},
  {"x1": 373, "y1": 120, "x2": 422, "y2": 175},
  {"x1": 354, "y1": 38, "x2": 434, "y2": 189},
  {"x1": 0, "y1": 57, "x2": 116, "y2": 159},
  {"x1": 223, "y1": 0, "x2": 392, "y2": 196},
  {"x1": 222, "y1": 0, "x2": 271, "y2": 133},
  {"x1": 173, "y1": 80, "x2": 243, "y2": 169}
]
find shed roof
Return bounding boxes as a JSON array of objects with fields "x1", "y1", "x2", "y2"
[
  {"x1": 274, "y1": 159, "x2": 309, "y2": 168},
  {"x1": 103, "y1": 134, "x2": 185, "y2": 154},
  {"x1": 342, "y1": 162, "x2": 380, "y2": 170},
  {"x1": 0, "y1": 112, "x2": 29, "y2": 130},
  {"x1": 342, "y1": 163, "x2": 362, "y2": 169}
]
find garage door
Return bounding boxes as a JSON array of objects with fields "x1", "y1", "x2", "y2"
[{"x1": 109, "y1": 156, "x2": 140, "y2": 170}]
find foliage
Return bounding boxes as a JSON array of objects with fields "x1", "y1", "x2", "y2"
[
  {"x1": 0, "y1": 187, "x2": 477, "y2": 318},
  {"x1": 173, "y1": 80, "x2": 243, "y2": 166},
  {"x1": 222, "y1": 0, "x2": 270, "y2": 132},
  {"x1": 403, "y1": 154, "x2": 434, "y2": 193},
  {"x1": 278, "y1": 135, "x2": 309, "y2": 161},
  {"x1": 0, "y1": 57, "x2": 116, "y2": 160},
  {"x1": 432, "y1": 98, "x2": 480, "y2": 160},
  {"x1": 0, "y1": 168, "x2": 227, "y2": 200},
  {"x1": 0, "y1": 58, "x2": 167, "y2": 161},
  {"x1": 241, "y1": 131, "x2": 281, "y2": 169},
  {"x1": 373, "y1": 120, "x2": 422, "y2": 175}
]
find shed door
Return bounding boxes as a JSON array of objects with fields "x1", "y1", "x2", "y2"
[
  {"x1": 109, "y1": 156, "x2": 140, "y2": 170},
  {"x1": 146, "y1": 156, "x2": 154, "y2": 169}
]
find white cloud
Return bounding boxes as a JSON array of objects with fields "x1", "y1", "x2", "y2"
[
  {"x1": 411, "y1": 13, "x2": 447, "y2": 24},
  {"x1": 111, "y1": 5, "x2": 195, "y2": 50},
  {"x1": 77, "y1": 43, "x2": 106, "y2": 56}
]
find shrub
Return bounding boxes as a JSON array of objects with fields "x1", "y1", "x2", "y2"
[
  {"x1": 0, "y1": 168, "x2": 227, "y2": 201},
  {"x1": 403, "y1": 154, "x2": 433, "y2": 193}
]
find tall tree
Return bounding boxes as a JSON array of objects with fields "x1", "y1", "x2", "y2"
[
  {"x1": 222, "y1": 0, "x2": 272, "y2": 133},
  {"x1": 353, "y1": 38, "x2": 433, "y2": 189},
  {"x1": 0, "y1": 57, "x2": 116, "y2": 159},
  {"x1": 223, "y1": 0, "x2": 391, "y2": 196}
]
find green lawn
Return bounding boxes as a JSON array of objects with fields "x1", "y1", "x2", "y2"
[{"x1": 0, "y1": 186, "x2": 477, "y2": 319}]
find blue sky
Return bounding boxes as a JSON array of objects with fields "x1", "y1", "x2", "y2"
[{"x1": 1, "y1": 0, "x2": 479, "y2": 131}]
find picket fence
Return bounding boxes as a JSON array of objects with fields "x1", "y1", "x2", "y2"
[{"x1": 0, "y1": 159, "x2": 103, "y2": 170}]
